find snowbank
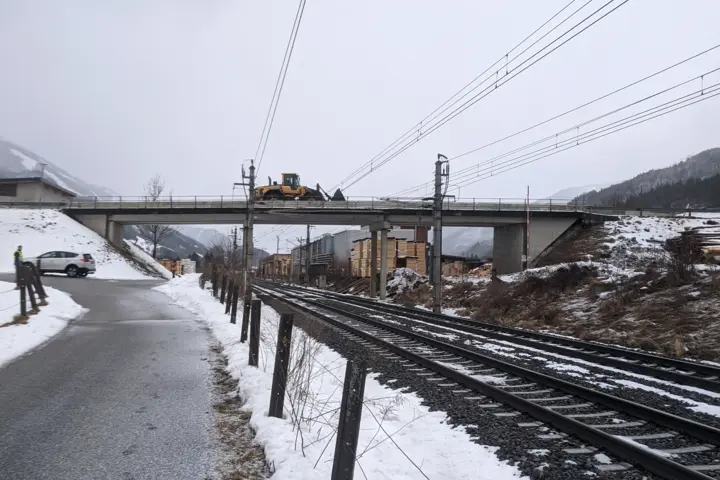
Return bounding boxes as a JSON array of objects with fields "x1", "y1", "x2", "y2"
[
  {"x1": 604, "y1": 214, "x2": 720, "y2": 265},
  {"x1": 387, "y1": 268, "x2": 428, "y2": 296},
  {"x1": 0, "y1": 209, "x2": 163, "y2": 279},
  {"x1": 156, "y1": 275, "x2": 525, "y2": 480},
  {"x1": 0, "y1": 280, "x2": 87, "y2": 368},
  {"x1": 124, "y1": 240, "x2": 172, "y2": 279}
]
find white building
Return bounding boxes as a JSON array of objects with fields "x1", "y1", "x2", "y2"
[{"x1": 0, "y1": 177, "x2": 77, "y2": 203}]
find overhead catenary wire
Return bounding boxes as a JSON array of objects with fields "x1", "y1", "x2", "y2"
[
  {"x1": 445, "y1": 67, "x2": 720, "y2": 183},
  {"x1": 342, "y1": 0, "x2": 630, "y2": 191},
  {"x1": 332, "y1": 0, "x2": 587, "y2": 189},
  {"x1": 333, "y1": 0, "x2": 630, "y2": 192},
  {"x1": 451, "y1": 84, "x2": 720, "y2": 190},
  {"x1": 255, "y1": 0, "x2": 307, "y2": 175},
  {"x1": 389, "y1": 46, "x2": 720, "y2": 198}
]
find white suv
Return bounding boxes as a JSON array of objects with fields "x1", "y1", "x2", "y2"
[{"x1": 24, "y1": 251, "x2": 97, "y2": 278}]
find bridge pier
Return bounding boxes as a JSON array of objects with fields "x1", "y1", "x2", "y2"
[
  {"x1": 369, "y1": 231, "x2": 378, "y2": 299},
  {"x1": 492, "y1": 217, "x2": 579, "y2": 274},
  {"x1": 70, "y1": 213, "x2": 125, "y2": 249},
  {"x1": 379, "y1": 229, "x2": 389, "y2": 300},
  {"x1": 492, "y1": 224, "x2": 525, "y2": 275}
]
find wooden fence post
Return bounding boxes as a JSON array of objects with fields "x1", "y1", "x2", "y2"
[
  {"x1": 225, "y1": 278, "x2": 235, "y2": 315},
  {"x1": 19, "y1": 284, "x2": 27, "y2": 319},
  {"x1": 241, "y1": 301, "x2": 251, "y2": 343},
  {"x1": 331, "y1": 359, "x2": 368, "y2": 480},
  {"x1": 268, "y1": 313, "x2": 294, "y2": 418},
  {"x1": 230, "y1": 284, "x2": 240, "y2": 324},
  {"x1": 248, "y1": 299, "x2": 261, "y2": 366},
  {"x1": 212, "y1": 267, "x2": 219, "y2": 298},
  {"x1": 25, "y1": 263, "x2": 48, "y2": 305},
  {"x1": 26, "y1": 281, "x2": 39, "y2": 314},
  {"x1": 220, "y1": 274, "x2": 228, "y2": 304}
]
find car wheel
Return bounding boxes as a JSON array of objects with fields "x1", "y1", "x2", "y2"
[{"x1": 66, "y1": 265, "x2": 79, "y2": 278}]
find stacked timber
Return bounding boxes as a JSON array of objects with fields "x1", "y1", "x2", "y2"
[
  {"x1": 665, "y1": 225, "x2": 720, "y2": 264},
  {"x1": 351, "y1": 237, "x2": 404, "y2": 277},
  {"x1": 401, "y1": 241, "x2": 427, "y2": 275}
]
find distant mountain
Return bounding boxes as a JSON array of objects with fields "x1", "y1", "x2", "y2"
[
  {"x1": 443, "y1": 227, "x2": 493, "y2": 258},
  {"x1": 538, "y1": 184, "x2": 610, "y2": 204},
  {"x1": 574, "y1": 148, "x2": 720, "y2": 206},
  {"x1": 0, "y1": 137, "x2": 116, "y2": 197},
  {"x1": 124, "y1": 225, "x2": 208, "y2": 260},
  {"x1": 176, "y1": 226, "x2": 229, "y2": 248}
]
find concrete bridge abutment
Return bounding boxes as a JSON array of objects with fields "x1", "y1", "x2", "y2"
[
  {"x1": 71, "y1": 214, "x2": 126, "y2": 249},
  {"x1": 492, "y1": 217, "x2": 579, "y2": 275}
]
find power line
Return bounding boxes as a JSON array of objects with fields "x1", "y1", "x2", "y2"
[
  {"x1": 332, "y1": 0, "x2": 587, "y2": 189},
  {"x1": 451, "y1": 82, "x2": 720, "y2": 190},
  {"x1": 255, "y1": 0, "x2": 307, "y2": 175},
  {"x1": 333, "y1": 0, "x2": 630, "y2": 192},
  {"x1": 389, "y1": 44, "x2": 720, "y2": 197}
]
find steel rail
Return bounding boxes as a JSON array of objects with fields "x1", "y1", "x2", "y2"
[
  {"x1": 287, "y1": 284, "x2": 720, "y2": 393},
  {"x1": 259, "y1": 285, "x2": 716, "y2": 480}
]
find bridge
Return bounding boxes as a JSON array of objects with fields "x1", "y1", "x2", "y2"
[{"x1": 1, "y1": 195, "x2": 619, "y2": 274}]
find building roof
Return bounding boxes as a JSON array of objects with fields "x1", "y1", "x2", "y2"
[{"x1": 0, "y1": 176, "x2": 77, "y2": 198}]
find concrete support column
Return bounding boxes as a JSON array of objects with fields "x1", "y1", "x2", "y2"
[
  {"x1": 492, "y1": 224, "x2": 524, "y2": 275},
  {"x1": 107, "y1": 221, "x2": 125, "y2": 248},
  {"x1": 369, "y1": 230, "x2": 378, "y2": 298},
  {"x1": 379, "y1": 229, "x2": 388, "y2": 300}
]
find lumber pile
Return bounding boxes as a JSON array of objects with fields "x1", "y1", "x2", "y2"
[
  {"x1": 350, "y1": 238, "x2": 426, "y2": 277},
  {"x1": 665, "y1": 225, "x2": 720, "y2": 264}
]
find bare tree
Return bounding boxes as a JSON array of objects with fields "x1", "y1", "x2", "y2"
[
  {"x1": 138, "y1": 174, "x2": 175, "y2": 259},
  {"x1": 207, "y1": 233, "x2": 241, "y2": 272}
]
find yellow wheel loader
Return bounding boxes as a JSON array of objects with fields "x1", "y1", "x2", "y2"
[{"x1": 254, "y1": 173, "x2": 345, "y2": 201}]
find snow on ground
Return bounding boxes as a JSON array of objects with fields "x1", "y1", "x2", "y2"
[
  {"x1": 0, "y1": 280, "x2": 87, "y2": 368},
  {"x1": 387, "y1": 268, "x2": 427, "y2": 296},
  {"x1": 604, "y1": 214, "x2": 720, "y2": 264},
  {"x1": 156, "y1": 275, "x2": 527, "y2": 480},
  {"x1": 124, "y1": 240, "x2": 172, "y2": 279},
  {"x1": 0, "y1": 209, "x2": 163, "y2": 279}
]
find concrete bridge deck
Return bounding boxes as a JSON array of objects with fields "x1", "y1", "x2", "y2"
[{"x1": 0, "y1": 196, "x2": 620, "y2": 274}]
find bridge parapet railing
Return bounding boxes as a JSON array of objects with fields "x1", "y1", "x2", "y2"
[{"x1": 49, "y1": 195, "x2": 592, "y2": 212}]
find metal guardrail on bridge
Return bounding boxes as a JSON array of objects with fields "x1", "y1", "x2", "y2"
[{"x1": 0, "y1": 195, "x2": 596, "y2": 213}]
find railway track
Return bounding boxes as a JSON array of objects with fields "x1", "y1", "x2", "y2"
[
  {"x1": 258, "y1": 282, "x2": 720, "y2": 480},
  {"x1": 274, "y1": 283, "x2": 720, "y2": 394}
]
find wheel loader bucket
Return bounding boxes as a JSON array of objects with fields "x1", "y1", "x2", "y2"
[{"x1": 331, "y1": 189, "x2": 346, "y2": 201}]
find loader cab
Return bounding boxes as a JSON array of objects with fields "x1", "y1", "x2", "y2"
[{"x1": 282, "y1": 173, "x2": 300, "y2": 191}]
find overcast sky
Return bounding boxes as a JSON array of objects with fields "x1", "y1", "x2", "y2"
[{"x1": 1, "y1": 0, "x2": 719, "y2": 251}]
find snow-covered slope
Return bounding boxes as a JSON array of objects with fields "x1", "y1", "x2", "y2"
[
  {"x1": 0, "y1": 138, "x2": 116, "y2": 197},
  {"x1": 0, "y1": 209, "x2": 168, "y2": 279}
]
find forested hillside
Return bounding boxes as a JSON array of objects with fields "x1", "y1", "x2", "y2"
[
  {"x1": 622, "y1": 174, "x2": 720, "y2": 209},
  {"x1": 574, "y1": 148, "x2": 720, "y2": 206}
]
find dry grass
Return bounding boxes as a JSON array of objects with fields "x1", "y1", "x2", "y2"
[
  {"x1": 533, "y1": 224, "x2": 608, "y2": 267},
  {"x1": 209, "y1": 345, "x2": 270, "y2": 480}
]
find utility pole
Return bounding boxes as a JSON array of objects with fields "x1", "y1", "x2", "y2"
[
  {"x1": 432, "y1": 154, "x2": 449, "y2": 314},
  {"x1": 305, "y1": 225, "x2": 312, "y2": 285},
  {"x1": 296, "y1": 237, "x2": 304, "y2": 283},
  {"x1": 275, "y1": 235, "x2": 280, "y2": 281},
  {"x1": 234, "y1": 160, "x2": 256, "y2": 334},
  {"x1": 525, "y1": 185, "x2": 530, "y2": 271},
  {"x1": 244, "y1": 161, "x2": 256, "y2": 298},
  {"x1": 230, "y1": 226, "x2": 239, "y2": 271}
]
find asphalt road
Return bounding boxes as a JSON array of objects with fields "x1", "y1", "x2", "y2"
[{"x1": 0, "y1": 275, "x2": 217, "y2": 480}]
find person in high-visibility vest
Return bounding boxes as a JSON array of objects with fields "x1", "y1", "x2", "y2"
[{"x1": 14, "y1": 245, "x2": 23, "y2": 289}]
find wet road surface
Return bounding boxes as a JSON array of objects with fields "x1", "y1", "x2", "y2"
[{"x1": 0, "y1": 276, "x2": 216, "y2": 480}]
